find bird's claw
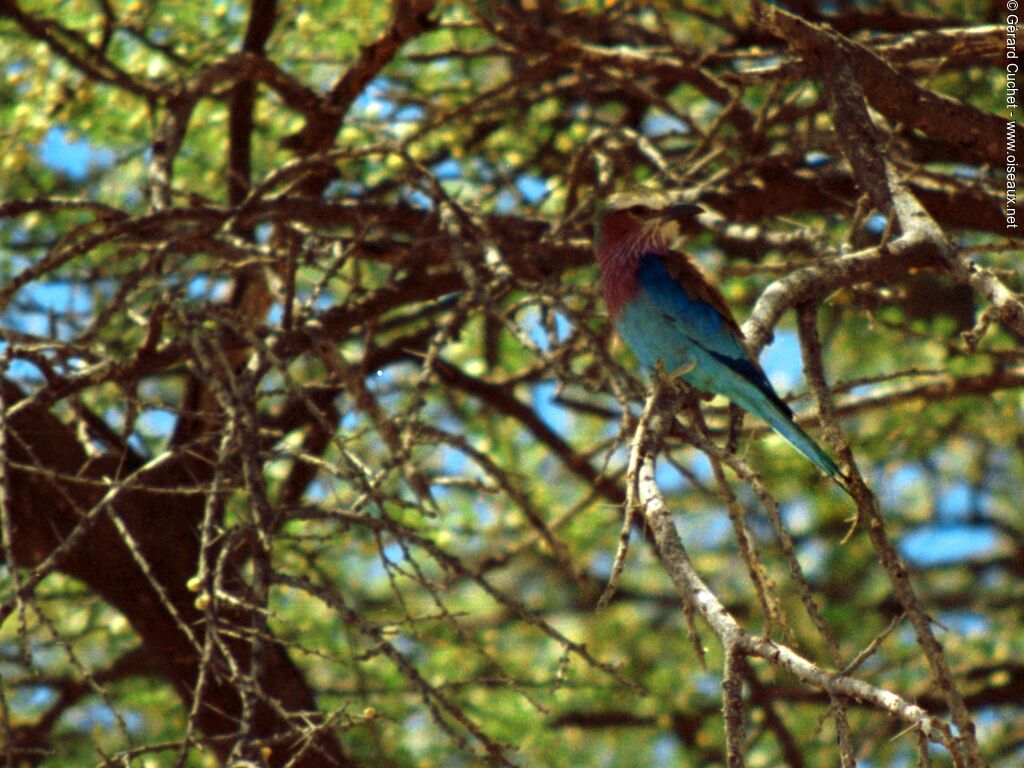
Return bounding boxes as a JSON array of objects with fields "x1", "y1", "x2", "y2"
[
  {"x1": 652, "y1": 360, "x2": 698, "y2": 401},
  {"x1": 669, "y1": 360, "x2": 697, "y2": 379}
]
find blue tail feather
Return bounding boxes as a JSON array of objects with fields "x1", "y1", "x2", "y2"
[{"x1": 739, "y1": 392, "x2": 850, "y2": 495}]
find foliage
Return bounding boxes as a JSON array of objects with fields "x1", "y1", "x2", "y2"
[{"x1": 0, "y1": 0, "x2": 1020, "y2": 766}]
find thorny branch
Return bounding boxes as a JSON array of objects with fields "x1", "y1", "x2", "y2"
[{"x1": 0, "y1": 1, "x2": 1018, "y2": 766}]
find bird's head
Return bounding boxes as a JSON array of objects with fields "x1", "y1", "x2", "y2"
[{"x1": 594, "y1": 190, "x2": 704, "y2": 262}]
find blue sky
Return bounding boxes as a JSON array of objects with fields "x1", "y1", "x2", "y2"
[{"x1": 40, "y1": 126, "x2": 115, "y2": 179}]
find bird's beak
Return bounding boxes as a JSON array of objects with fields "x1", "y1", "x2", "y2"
[
  {"x1": 663, "y1": 203, "x2": 704, "y2": 236},
  {"x1": 665, "y1": 203, "x2": 704, "y2": 219}
]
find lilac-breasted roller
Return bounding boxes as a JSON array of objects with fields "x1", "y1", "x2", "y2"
[{"x1": 595, "y1": 191, "x2": 847, "y2": 491}]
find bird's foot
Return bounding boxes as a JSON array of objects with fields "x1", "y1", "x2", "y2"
[
  {"x1": 668, "y1": 360, "x2": 697, "y2": 380},
  {"x1": 654, "y1": 359, "x2": 696, "y2": 392}
]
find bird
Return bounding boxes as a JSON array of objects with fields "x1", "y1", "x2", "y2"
[{"x1": 594, "y1": 190, "x2": 848, "y2": 492}]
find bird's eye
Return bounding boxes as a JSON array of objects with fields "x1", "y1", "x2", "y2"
[{"x1": 627, "y1": 205, "x2": 652, "y2": 217}]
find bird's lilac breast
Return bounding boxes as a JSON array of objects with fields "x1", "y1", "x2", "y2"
[{"x1": 600, "y1": 260, "x2": 640, "y2": 319}]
